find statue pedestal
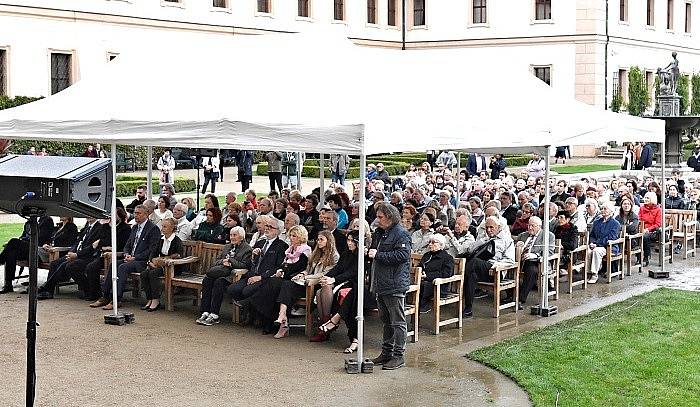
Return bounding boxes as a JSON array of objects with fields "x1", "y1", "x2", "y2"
[{"x1": 657, "y1": 95, "x2": 681, "y2": 116}]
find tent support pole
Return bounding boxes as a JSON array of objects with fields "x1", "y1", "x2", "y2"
[
  {"x1": 147, "y1": 146, "x2": 153, "y2": 199},
  {"x1": 297, "y1": 151, "x2": 302, "y2": 192},
  {"x1": 110, "y1": 144, "x2": 119, "y2": 316},
  {"x1": 456, "y1": 152, "x2": 461, "y2": 192},
  {"x1": 535, "y1": 145, "x2": 556, "y2": 317},
  {"x1": 355, "y1": 152, "x2": 367, "y2": 371},
  {"x1": 661, "y1": 140, "x2": 666, "y2": 275},
  {"x1": 319, "y1": 153, "x2": 325, "y2": 198}
]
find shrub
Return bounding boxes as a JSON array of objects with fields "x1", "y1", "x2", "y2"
[
  {"x1": 627, "y1": 66, "x2": 649, "y2": 117},
  {"x1": 691, "y1": 74, "x2": 700, "y2": 115},
  {"x1": 678, "y1": 74, "x2": 690, "y2": 115},
  {"x1": 115, "y1": 177, "x2": 195, "y2": 197}
]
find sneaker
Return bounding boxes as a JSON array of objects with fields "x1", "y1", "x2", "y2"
[
  {"x1": 196, "y1": 312, "x2": 210, "y2": 325},
  {"x1": 371, "y1": 354, "x2": 392, "y2": 365},
  {"x1": 201, "y1": 314, "x2": 220, "y2": 326},
  {"x1": 559, "y1": 269, "x2": 568, "y2": 277},
  {"x1": 587, "y1": 276, "x2": 598, "y2": 284},
  {"x1": 382, "y1": 356, "x2": 405, "y2": 370},
  {"x1": 290, "y1": 307, "x2": 306, "y2": 317},
  {"x1": 419, "y1": 304, "x2": 432, "y2": 314},
  {"x1": 462, "y1": 307, "x2": 473, "y2": 318}
]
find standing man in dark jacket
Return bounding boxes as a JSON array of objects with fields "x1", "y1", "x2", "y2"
[
  {"x1": 369, "y1": 202, "x2": 411, "y2": 370},
  {"x1": 638, "y1": 142, "x2": 653, "y2": 169},
  {"x1": 235, "y1": 150, "x2": 254, "y2": 193},
  {"x1": 489, "y1": 154, "x2": 507, "y2": 180}
]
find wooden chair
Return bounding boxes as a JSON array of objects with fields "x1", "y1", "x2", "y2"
[
  {"x1": 625, "y1": 221, "x2": 644, "y2": 275},
  {"x1": 537, "y1": 239, "x2": 560, "y2": 301},
  {"x1": 287, "y1": 283, "x2": 315, "y2": 337},
  {"x1": 567, "y1": 231, "x2": 589, "y2": 293},
  {"x1": 477, "y1": 246, "x2": 522, "y2": 318},
  {"x1": 667, "y1": 209, "x2": 697, "y2": 259},
  {"x1": 604, "y1": 229, "x2": 625, "y2": 283},
  {"x1": 431, "y1": 257, "x2": 465, "y2": 334},
  {"x1": 405, "y1": 266, "x2": 421, "y2": 342},
  {"x1": 656, "y1": 215, "x2": 674, "y2": 266}
]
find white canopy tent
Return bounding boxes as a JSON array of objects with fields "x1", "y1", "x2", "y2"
[{"x1": 0, "y1": 33, "x2": 666, "y2": 365}]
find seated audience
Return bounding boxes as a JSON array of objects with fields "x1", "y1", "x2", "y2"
[{"x1": 140, "y1": 218, "x2": 183, "y2": 312}]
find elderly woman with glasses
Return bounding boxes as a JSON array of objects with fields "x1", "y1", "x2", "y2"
[
  {"x1": 510, "y1": 203, "x2": 534, "y2": 236},
  {"x1": 417, "y1": 234, "x2": 454, "y2": 314},
  {"x1": 411, "y1": 212, "x2": 436, "y2": 255}
]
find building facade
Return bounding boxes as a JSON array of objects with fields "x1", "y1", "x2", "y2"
[{"x1": 0, "y1": 1, "x2": 698, "y2": 120}]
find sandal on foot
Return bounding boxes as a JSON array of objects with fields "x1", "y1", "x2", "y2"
[
  {"x1": 344, "y1": 340, "x2": 359, "y2": 354},
  {"x1": 319, "y1": 319, "x2": 339, "y2": 334}
]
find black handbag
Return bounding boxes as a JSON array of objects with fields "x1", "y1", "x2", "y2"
[{"x1": 460, "y1": 239, "x2": 496, "y2": 262}]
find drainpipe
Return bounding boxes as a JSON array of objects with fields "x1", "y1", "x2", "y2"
[
  {"x1": 604, "y1": 0, "x2": 610, "y2": 110},
  {"x1": 402, "y1": 0, "x2": 406, "y2": 50}
]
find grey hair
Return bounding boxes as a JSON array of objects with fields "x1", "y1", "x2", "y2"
[
  {"x1": 484, "y1": 216, "x2": 502, "y2": 230},
  {"x1": 585, "y1": 198, "x2": 598, "y2": 208},
  {"x1": 375, "y1": 202, "x2": 401, "y2": 226},
  {"x1": 285, "y1": 213, "x2": 300, "y2": 226},
  {"x1": 174, "y1": 203, "x2": 188, "y2": 213},
  {"x1": 230, "y1": 226, "x2": 246, "y2": 239},
  {"x1": 529, "y1": 216, "x2": 543, "y2": 227},
  {"x1": 429, "y1": 233, "x2": 447, "y2": 249}
]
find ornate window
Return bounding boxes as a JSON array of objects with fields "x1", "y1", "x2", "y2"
[{"x1": 50, "y1": 52, "x2": 72, "y2": 95}]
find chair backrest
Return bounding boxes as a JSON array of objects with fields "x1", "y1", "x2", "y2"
[
  {"x1": 410, "y1": 253, "x2": 422, "y2": 268},
  {"x1": 178, "y1": 240, "x2": 200, "y2": 273},
  {"x1": 406, "y1": 266, "x2": 422, "y2": 306},
  {"x1": 197, "y1": 242, "x2": 225, "y2": 275},
  {"x1": 666, "y1": 209, "x2": 696, "y2": 233}
]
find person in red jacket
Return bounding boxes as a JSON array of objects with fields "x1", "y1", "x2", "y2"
[{"x1": 638, "y1": 191, "x2": 662, "y2": 266}]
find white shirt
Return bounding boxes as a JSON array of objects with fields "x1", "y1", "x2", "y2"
[{"x1": 160, "y1": 233, "x2": 176, "y2": 256}]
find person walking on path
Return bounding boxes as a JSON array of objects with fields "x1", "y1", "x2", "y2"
[
  {"x1": 157, "y1": 149, "x2": 176, "y2": 186},
  {"x1": 236, "y1": 150, "x2": 254, "y2": 192},
  {"x1": 201, "y1": 153, "x2": 221, "y2": 194},
  {"x1": 266, "y1": 151, "x2": 283, "y2": 193}
]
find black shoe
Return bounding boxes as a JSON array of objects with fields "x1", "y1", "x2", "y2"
[
  {"x1": 517, "y1": 302, "x2": 524, "y2": 311},
  {"x1": 37, "y1": 291, "x2": 53, "y2": 300},
  {"x1": 419, "y1": 304, "x2": 432, "y2": 314},
  {"x1": 500, "y1": 296, "x2": 514, "y2": 305},
  {"x1": 462, "y1": 307, "x2": 473, "y2": 318},
  {"x1": 0, "y1": 286, "x2": 14, "y2": 294},
  {"x1": 371, "y1": 353, "x2": 392, "y2": 365},
  {"x1": 382, "y1": 356, "x2": 405, "y2": 370},
  {"x1": 77, "y1": 290, "x2": 86, "y2": 300},
  {"x1": 643, "y1": 257, "x2": 649, "y2": 267}
]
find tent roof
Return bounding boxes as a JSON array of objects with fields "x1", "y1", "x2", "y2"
[{"x1": 0, "y1": 33, "x2": 664, "y2": 154}]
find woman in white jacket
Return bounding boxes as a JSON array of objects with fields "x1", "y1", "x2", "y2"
[{"x1": 201, "y1": 153, "x2": 220, "y2": 194}]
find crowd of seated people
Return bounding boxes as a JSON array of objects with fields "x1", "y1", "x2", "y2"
[{"x1": 4, "y1": 150, "x2": 699, "y2": 355}]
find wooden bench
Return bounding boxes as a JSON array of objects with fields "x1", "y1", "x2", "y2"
[
  {"x1": 477, "y1": 246, "x2": 522, "y2": 318},
  {"x1": 410, "y1": 254, "x2": 465, "y2": 334},
  {"x1": 164, "y1": 241, "x2": 249, "y2": 312},
  {"x1": 16, "y1": 246, "x2": 70, "y2": 292},
  {"x1": 667, "y1": 209, "x2": 697, "y2": 260}
]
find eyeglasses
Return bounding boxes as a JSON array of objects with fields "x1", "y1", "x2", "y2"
[{"x1": 267, "y1": 224, "x2": 278, "y2": 229}]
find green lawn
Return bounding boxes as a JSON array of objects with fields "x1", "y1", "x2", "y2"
[
  {"x1": 468, "y1": 288, "x2": 700, "y2": 407},
  {"x1": 0, "y1": 223, "x2": 24, "y2": 248},
  {"x1": 554, "y1": 164, "x2": 620, "y2": 174}
]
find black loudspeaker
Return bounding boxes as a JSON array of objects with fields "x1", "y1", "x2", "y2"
[{"x1": 0, "y1": 154, "x2": 113, "y2": 218}]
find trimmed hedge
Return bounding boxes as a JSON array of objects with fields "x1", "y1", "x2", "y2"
[
  {"x1": 257, "y1": 162, "x2": 409, "y2": 179},
  {"x1": 115, "y1": 177, "x2": 195, "y2": 198}
]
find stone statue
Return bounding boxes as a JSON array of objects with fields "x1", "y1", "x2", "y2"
[{"x1": 658, "y1": 51, "x2": 679, "y2": 96}]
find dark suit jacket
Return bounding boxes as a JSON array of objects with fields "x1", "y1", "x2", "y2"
[
  {"x1": 467, "y1": 154, "x2": 487, "y2": 176},
  {"x1": 20, "y1": 216, "x2": 55, "y2": 246},
  {"x1": 123, "y1": 220, "x2": 161, "y2": 262},
  {"x1": 72, "y1": 222, "x2": 108, "y2": 259},
  {"x1": 214, "y1": 241, "x2": 253, "y2": 270},
  {"x1": 333, "y1": 228, "x2": 349, "y2": 256},
  {"x1": 246, "y1": 238, "x2": 289, "y2": 279},
  {"x1": 51, "y1": 223, "x2": 79, "y2": 247}
]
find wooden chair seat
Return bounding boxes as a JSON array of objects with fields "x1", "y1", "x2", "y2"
[{"x1": 410, "y1": 254, "x2": 464, "y2": 334}]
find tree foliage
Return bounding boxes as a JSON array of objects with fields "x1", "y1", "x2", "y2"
[
  {"x1": 627, "y1": 66, "x2": 649, "y2": 116},
  {"x1": 678, "y1": 74, "x2": 690, "y2": 115},
  {"x1": 691, "y1": 74, "x2": 700, "y2": 115}
]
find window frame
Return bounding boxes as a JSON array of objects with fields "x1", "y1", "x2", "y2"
[
  {"x1": 257, "y1": 0, "x2": 271, "y2": 14},
  {"x1": 387, "y1": 0, "x2": 398, "y2": 26},
  {"x1": 471, "y1": 0, "x2": 488, "y2": 25},
  {"x1": 668, "y1": 0, "x2": 675, "y2": 30},
  {"x1": 367, "y1": 0, "x2": 378, "y2": 24},
  {"x1": 413, "y1": 0, "x2": 426, "y2": 27},
  {"x1": 647, "y1": 0, "x2": 656, "y2": 26},
  {"x1": 534, "y1": 0, "x2": 552, "y2": 21},
  {"x1": 211, "y1": 0, "x2": 230, "y2": 11},
  {"x1": 0, "y1": 47, "x2": 7, "y2": 97},
  {"x1": 618, "y1": 68, "x2": 629, "y2": 105},
  {"x1": 49, "y1": 50, "x2": 74, "y2": 96},
  {"x1": 685, "y1": 1, "x2": 692, "y2": 33},
  {"x1": 297, "y1": 0, "x2": 311, "y2": 18},
  {"x1": 620, "y1": 0, "x2": 629, "y2": 22},
  {"x1": 532, "y1": 65, "x2": 552, "y2": 86},
  {"x1": 161, "y1": 0, "x2": 185, "y2": 8},
  {"x1": 333, "y1": 0, "x2": 345, "y2": 21}
]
